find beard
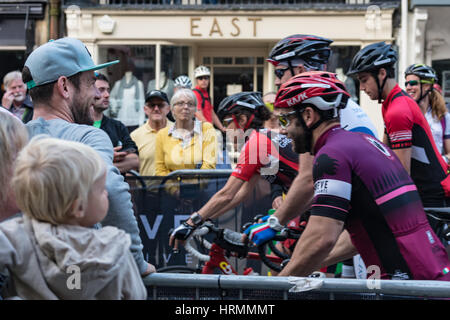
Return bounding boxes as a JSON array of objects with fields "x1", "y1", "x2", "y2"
[
  {"x1": 13, "y1": 93, "x2": 26, "y2": 103},
  {"x1": 290, "y1": 119, "x2": 312, "y2": 154},
  {"x1": 71, "y1": 95, "x2": 94, "y2": 126}
]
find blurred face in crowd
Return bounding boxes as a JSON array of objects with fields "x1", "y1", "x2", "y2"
[
  {"x1": 69, "y1": 71, "x2": 100, "y2": 126},
  {"x1": 93, "y1": 79, "x2": 110, "y2": 112},
  {"x1": 7, "y1": 78, "x2": 27, "y2": 103},
  {"x1": 172, "y1": 95, "x2": 197, "y2": 122},
  {"x1": 196, "y1": 75, "x2": 210, "y2": 90},
  {"x1": 144, "y1": 97, "x2": 170, "y2": 123},
  {"x1": 405, "y1": 74, "x2": 431, "y2": 102}
]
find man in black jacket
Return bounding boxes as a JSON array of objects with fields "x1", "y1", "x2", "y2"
[{"x1": 93, "y1": 73, "x2": 139, "y2": 174}]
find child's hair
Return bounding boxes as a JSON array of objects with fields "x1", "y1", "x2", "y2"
[
  {"x1": 12, "y1": 137, "x2": 106, "y2": 225},
  {"x1": 0, "y1": 111, "x2": 29, "y2": 207}
]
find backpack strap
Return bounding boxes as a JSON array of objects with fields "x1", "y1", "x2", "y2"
[
  {"x1": 193, "y1": 88, "x2": 210, "y2": 110},
  {"x1": 441, "y1": 116, "x2": 446, "y2": 141}
]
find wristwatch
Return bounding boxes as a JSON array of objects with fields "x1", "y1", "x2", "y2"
[
  {"x1": 267, "y1": 216, "x2": 283, "y2": 232},
  {"x1": 189, "y1": 212, "x2": 203, "y2": 227}
]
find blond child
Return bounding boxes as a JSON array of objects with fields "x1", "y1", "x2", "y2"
[{"x1": 0, "y1": 137, "x2": 147, "y2": 299}]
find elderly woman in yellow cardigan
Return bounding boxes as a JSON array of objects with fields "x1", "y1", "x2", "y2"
[{"x1": 155, "y1": 88, "x2": 217, "y2": 176}]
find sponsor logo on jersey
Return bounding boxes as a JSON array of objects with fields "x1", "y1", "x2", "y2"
[
  {"x1": 365, "y1": 136, "x2": 391, "y2": 157},
  {"x1": 314, "y1": 179, "x2": 352, "y2": 200}
]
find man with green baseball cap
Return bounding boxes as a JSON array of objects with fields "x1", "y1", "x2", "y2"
[{"x1": 24, "y1": 37, "x2": 155, "y2": 276}]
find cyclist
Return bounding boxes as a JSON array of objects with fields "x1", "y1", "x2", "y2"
[
  {"x1": 273, "y1": 71, "x2": 450, "y2": 280},
  {"x1": 169, "y1": 91, "x2": 301, "y2": 250},
  {"x1": 246, "y1": 35, "x2": 378, "y2": 277},
  {"x1": 174, "y1": 75, "x2": 192, "y2": 91},
  {"x1": 404, "y1": 64, "x2": 450, "y2": 164},
  {"x1": 346, "y1": 42, "x2": 450, "y2": 209}
]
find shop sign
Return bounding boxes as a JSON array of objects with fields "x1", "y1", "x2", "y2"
[{"x1": 190, "y1": 17, "x2": 262, "y2": 38}]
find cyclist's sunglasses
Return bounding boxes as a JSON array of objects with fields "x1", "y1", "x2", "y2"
[
  {"x1": 274, "y1": 67, "x2": 290, "y2": 80},
  {"x1": 405, "y1": 80, "x2": 419, "y2": 87},
  {"x1": 405, "y1": 79, "x2": 434, "y2": 87},
  {"x1": 197, "y1": 76, "x2": 210, "y2": 81},
  {"x1": 278, "y1": 110, "x2": 298, "y2": 128}
]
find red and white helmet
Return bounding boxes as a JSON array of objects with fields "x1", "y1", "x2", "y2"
[{"x1": 274, "y1": 71, "x2": 350, "y2": 112}]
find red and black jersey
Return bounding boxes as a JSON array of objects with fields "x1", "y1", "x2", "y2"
[
  {"x1": 382, "y1": 84, "x2": 450, "y2": 205},
  {"x1": 231, "y1": 129, "x2": 299, "y2": 192}
]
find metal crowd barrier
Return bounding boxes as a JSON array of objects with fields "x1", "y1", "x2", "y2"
[
  {"x1": 143, "y1": 273, "x2": 450, "y2": 300},
  {"x1": 125, "y1": 169, "x2": 273, "y2": 271}
]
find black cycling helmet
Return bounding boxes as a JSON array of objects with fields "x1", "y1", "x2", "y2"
[
  {"x1": 347, "y1": 42, "x2": 398, "y2": 103},
  {"x1": 404, "y1": 64, "x2": 438, "y2": 83},
  {"x1": 217, "y1": 92, "x2": 264, "y2": 119},
  {"x1": 405, "y1": 64, "x2": 438, "y2": 104},
  {"x1": 267, "y1": 34, "x2": 333, "y2": 73},
  {"x1": 217, "y1": 92, "x2": 267, "y2": 130},
  {"x1": 347, "y1": 41, "x2": 397, "y2": 76}
]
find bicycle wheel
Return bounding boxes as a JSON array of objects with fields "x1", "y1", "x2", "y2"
[{"x1": 156, "y1": 265, "x2": 199, "y2": 274}]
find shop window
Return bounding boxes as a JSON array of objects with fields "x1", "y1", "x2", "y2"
[
  {"x1": 213, "y1": 57, "x2": 232, "y2": 64},
  {"x1": 328, "y1": 46, "x2": 361, "y2": 103},
  {"x1": 97, "y1": 44, "x2": 188, "y2": 129}
]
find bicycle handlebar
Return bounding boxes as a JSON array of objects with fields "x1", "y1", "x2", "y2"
[{"x1": 183, "y1": 221, "x2": 302, "y2": 271}]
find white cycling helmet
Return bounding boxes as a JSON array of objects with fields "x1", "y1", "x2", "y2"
[
  {"x1": 194, "y1": 65, "x2": 211, "y2": 79},
  {"x1": 174, "y1": 75, "x2": 192, "y2": 89}
]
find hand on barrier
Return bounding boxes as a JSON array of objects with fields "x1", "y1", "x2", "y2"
[{"x1": 243, "y1": 215, "x2": 278, "y2": 246}]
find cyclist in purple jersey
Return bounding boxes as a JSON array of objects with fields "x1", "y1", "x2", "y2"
[{"x1": 274, "y1": 71, "x2": 450, "y2": 280}]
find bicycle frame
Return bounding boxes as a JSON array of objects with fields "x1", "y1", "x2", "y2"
[{"x1": 200, "y1": 243, "x2": 284, "y2": 275}]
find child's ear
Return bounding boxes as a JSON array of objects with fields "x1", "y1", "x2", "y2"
[{"x1": 71, "y1": 198, "x2": 85, "y2": 219}]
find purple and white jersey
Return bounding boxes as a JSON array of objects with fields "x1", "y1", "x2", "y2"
[{"x1": 311, "y1": 125, "x2": 450, "y2": 280}]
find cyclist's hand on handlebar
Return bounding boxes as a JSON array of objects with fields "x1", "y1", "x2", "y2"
[
  {"x1": 169, "y1": 221, "x2": 196, "y2": 249},
  {"x1": 243, "y1": 215, "x2": 277, "y2": 246}
]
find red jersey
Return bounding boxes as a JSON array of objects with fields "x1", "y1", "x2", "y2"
[
  {"x1": 193, "y1": 86, "x2": 213, "y2": 123},
  {"x1": 231, "y1": 129, "x2": 299, "y2": 192},
  {"x1": 382, "y1": 84, "x2": 450, "y2": 205}
]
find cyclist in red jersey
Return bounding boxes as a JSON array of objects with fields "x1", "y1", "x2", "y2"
[
  {"x1": 273, "y1": 71, "x2": 450, "y2": 280},
  {"x1": 169, "y1": 92, "x2": 300, "y2": 247},
  {"x1": 347, "y1": 42, "x2": 450, "y2": 209}
]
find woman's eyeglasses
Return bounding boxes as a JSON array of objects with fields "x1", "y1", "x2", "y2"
[
  {"x1": 174, "y1": 101, "x2": 196, "y2": 108},
  {"x1": 405, "y1": 80, "x2": 419, "y2": 87},
  {"x1": 278, "y1": 110, "x2": 298, "y2": 128},
  {"x1": 274, "y1": 67, "x2": 290, "y2": 80}
]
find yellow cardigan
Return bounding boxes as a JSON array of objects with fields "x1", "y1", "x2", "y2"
[{"x1": 155, "y1": 121, "x2": 217, "y2": 176}]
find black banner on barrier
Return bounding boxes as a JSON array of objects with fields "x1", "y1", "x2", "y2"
[{"x1": 126, "y1": 173, "x2": 272, "y2": 271}]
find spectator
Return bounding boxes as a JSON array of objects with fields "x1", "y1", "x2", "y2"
[
  {"x1": 23, "y1": 37, "x2": 154, "y2": 276},
  {"x1": 155, "y1": 88, "x2": 217, "y2": 176},
  {"x1": 93, "y1": 73, "x2": 139, "y2": 174},
  {"x1": 174, "y1": 75, "x2": 192, "y2": 92},
  {"x1": 0, "y1": 110, "x2": 28, "y2": 222},
  {"x1": 0, "y1": 137, "x2": 147, "y2": 299},
  {"x1": 131, "y1": 90, "x2": 173, "y2": 176},
  {"x1": 192, "y1": 65, "x2": 226, "y2": 132},
  {"x1": 1, "y1": 71, "x2": 33, "y2": 123}
]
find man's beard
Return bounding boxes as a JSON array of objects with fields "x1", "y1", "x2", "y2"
[
  {"x1": 71, "y1": 95, "x2": 94, "y2": 126},
  {"x1": 13, "y1": 93, "x2": 25, "y2": 103},
  {"x1": 291, "y1": 122, "x2": 312, "y2": 154}
]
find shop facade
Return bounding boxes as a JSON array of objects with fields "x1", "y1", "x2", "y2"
[{"x1": 64, "y1": 2, "x2": 399, "y2": 136}]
